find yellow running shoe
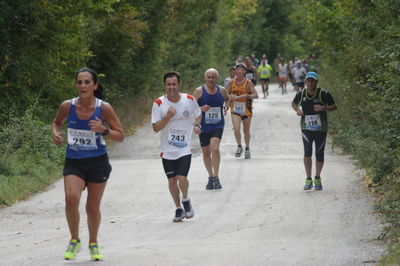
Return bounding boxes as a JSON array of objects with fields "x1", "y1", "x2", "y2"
[
  {"x1": 64, "y1": 239, "x2": 81, "y2": 260},
  {"x1": 89, "y1": 242, "x2": 104, "y2": 261}
]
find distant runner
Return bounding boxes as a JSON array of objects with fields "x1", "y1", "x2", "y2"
[
  {"x1": 288, "y1": 56, "x2": 297, "y2": 87},
  {"x1": 193, "y1": 68, "x2": 230, "y2": 190},
  {"x1": 291, "y1": 71, "x2": 337, "y2": 191},
  {"x1": 52, "y1": 67, "x2": 125, "y2": 261},
  {"x1": 250, "y1": 54, "x2": 260, "y2": 68},
  {"x1": 273, "y1": 53, "x2": 281, "y2": 79},
  {"x1": 278, "y1": 58, "x2": 289, "y2": 94},
  {"x1": 308, "y1": 54, "x2": 319, "y2": 73},
  {"x1": 152, "y1": 71, "x2": 201, "y2": 222},
  {"x1": 257, "y1": 55, "x2": 273, "y2": 98},
  {"x1": 227, "y1": 63, "x2": 259, "y2": 159},
  {"x1": 291, "y1": 61, "x2": 307, "y2": 92},
  {"x1": 245, "y1": 58, "x2": 257, "y2": 86},
  {"x1": 224, "y1": 67, "x2": 235, "y2": 88}
]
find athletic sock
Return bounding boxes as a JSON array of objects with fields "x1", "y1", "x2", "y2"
[
  {"x1": 306, "y1": 177, "x2": 312, "y2": 180},
  {"x1": 314, "y1": 176, "x2": 321, "y2": 179},
  {"x1": 245, "y1": 147, "x2": 249, "y2": 150}
]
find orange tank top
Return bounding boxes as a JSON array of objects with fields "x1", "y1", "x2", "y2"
[{"x1": 229, "y1": 78, "x2": 252, "y2": 116}]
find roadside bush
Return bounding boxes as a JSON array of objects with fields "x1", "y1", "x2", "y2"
[{"x1": 0, "y1": 109, "x2": 64, "y2": 206}]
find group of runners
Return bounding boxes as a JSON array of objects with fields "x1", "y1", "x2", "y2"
[
  {"x1": 234, "y1": 55, "x2": 273, "y2": 99},
  {"x1": 272, "y1": 53, "x2": 318, "y2": 94},
  {"x1": 51, "y1": 57, "x2": 336, "y2": 261},
  {"x1": 150, "y1": 65, "x2": 259, "y2": 224}
]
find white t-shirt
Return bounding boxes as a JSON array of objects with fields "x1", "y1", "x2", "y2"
[
  {"x1": 289, "y1": 60, "x2": 297, "y2": 71},
  {"x1": 278, "y1": 64, "x2": 288, "y2": 77},
  {"x1": 224, "y1": 77, "x2": 232, "y2": 88},
  {"x1": 151, "y1": 93, "x2": 201, "y2": 160},
  {"x1": 291, "y1": 67, "x2": 307, "y2": 83}
]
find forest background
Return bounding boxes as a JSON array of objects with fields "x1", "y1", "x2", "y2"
[{"x1": 1, "y1": 0, "x2": 399, "y2": 263}]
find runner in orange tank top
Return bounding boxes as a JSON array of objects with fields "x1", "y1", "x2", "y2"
[{"x1": 226, "y1": 63, "x2": 258, "y2": 159}]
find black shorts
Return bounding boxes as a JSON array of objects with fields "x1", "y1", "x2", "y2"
[
  {"x1": 162, "y1": 154, "x2": 191, "y2": 178},
  {"x1": 302, "y1": 130, "x2": 327, "y2": 162},
  {"x1": 63, "y1": 154, "x2": 112, "y2": 183},
  {"x1": 294, "y1": 82, "x2": 304, "y2": 87},
  {"x1": 232, "y1": 112, "x2": 250, "y2": 120},
  {"x1": 259, "y1": 78, "x2": 270, "y2": 83},
  {"x1": 199, "y1": 128, "x2": 224, "y2": 147}
]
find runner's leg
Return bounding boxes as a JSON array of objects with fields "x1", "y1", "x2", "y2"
[
  {"x1": 168, "y1": 177, "x2": 181, "y2": 207},
  {"x1": 304, "y1": 157, "x2": 312, "y2": 178},
  {"x1": 315, "y1": 132, "x2": 327, "y2": 177},
  {"x1": 201, "y1": 145, "x2": 213, "y2": 177},
  {"x1": 302, "y1": 131, "x2": 313, "y2": 177},
  {"x1": 210, "y1": 137, "x2": 221, "y2": 176},
  {"x1": 231, "y1": 114, "x2": 242, "y2": 145},
  {"x1": 177, "y1": 175, "x2": 189, "y2": 199},
  {"x1": 86, "y1": 181, "x2": 107, "y2": 243},
  {"x1": 64, "y1": 175, "x2": 85, "y2": 240},
  {"x1": 243, "y1": 117, "x2": 252, "y2": 148},
  {"x1": 261, "y1": 80, "x2": 266, "y2": 97}
]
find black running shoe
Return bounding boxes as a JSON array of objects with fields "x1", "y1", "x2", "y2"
[
  {"x1": 206, "y1": 177, "x2": 214, "y2": 190},
  {"x1": 213, "y1": 176, "x2": 222, "y2": 189},
  {"x1": 182, "y1": 199, "x2": 194, "y2": 219},
  {"x1": 245, "y1": 148, "x2": 251, "y2": 159},
  {"x1": 173, "y1": 208, "x2": 185, "y2": 222},
  {"x1": 235, "y1": 146, "x2": 243, "y2": 157}
]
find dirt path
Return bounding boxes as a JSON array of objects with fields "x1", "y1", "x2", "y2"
[{"x1": 0, "y1": 83, "x2": 384, "y2": 265}]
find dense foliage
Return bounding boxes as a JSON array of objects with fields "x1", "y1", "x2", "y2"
[
  {"x1": 0, "y1": 0, "x2": 306, "y2": 207},
  {"x1": 304, "y1": 0, "x2": 400, "y2": 263}
]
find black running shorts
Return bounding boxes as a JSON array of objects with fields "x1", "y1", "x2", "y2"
[
  {"x1": 199, "y1": 128, "x2": 224, "y2": 147},
  {"x1": 301, "y1": 130, "x2": 327, "y2": 162},
  {"x1": 63, "y1": 154, "x2": 112, "y2": 183},
  {"x1": 232, "y1": 112, "x2": 251, "y2": 120},
  {"x1": 162, "y1": 154, "x2": 191, "y2": 178},
  {"x1": 259, "y1": 78, "x2": 270, "y2": 83},
  {"x1": 294, "y1": 82, "x2": 304, "y2": 87}
]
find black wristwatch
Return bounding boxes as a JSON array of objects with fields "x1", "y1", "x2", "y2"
[
  {"x1": 194, "y1": 124, "x2": 202, "y2": 129},
  {"x1": 101, "y1": 128, "x2": 110, "y2": 136}
]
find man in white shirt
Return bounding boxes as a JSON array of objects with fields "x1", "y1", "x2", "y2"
[
  {"x1": 291, "y1": 61, "x2": 307, "y2": 92},
  {"x1": 152, "y1": 71, "x2": 202, "y2": 222}
]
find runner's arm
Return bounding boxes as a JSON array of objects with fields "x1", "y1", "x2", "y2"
[
  {"x1": 98, "y1": 102, "x2": 125, "y2": 142},
  {"x1": 226, "y1": 80, "x2": 236, "y2": 108},
  {"x1": 291, "y1": 101, "x2": 304, "y2": 116},
  {"x1": 314, "y1": 104, "x2": 337, "y2": 112},
  {"x1": 247, "y1": 81, "x2": 258, "y2": 99},
  {"x1": 192, "y1": 99, "x2": 202, "y2": 134},
  {"x1": 52, "y1": 100, "x2": 70, "y2": 146},
  {"x1": 219, "y1": 87, "x2": 230, "y2": 114},
  {"x1": 314, "y1": 91, "x2": 337, "y2": 112},
  {"x1": 152, "y1": 105, "x2": 175, "y2": 133},
  {"x1": 193, "y1": 86, "x2": 209, "y2": 112},
  {"x1": 220, "y1": 87, "x2": 231, "y2": 107}
]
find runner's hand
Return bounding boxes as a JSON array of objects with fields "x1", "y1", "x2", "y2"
[
  {"x1": 223, "y1": 106, "x2": 228, "y2": 115},
  {"x1": 296, "y1": 109, "x2": 304, "y2": 116},
  {"x1": 201, "y1": 105, "x2": 210, "y2": 112},
  {"x1": 53, "y1": 132, "x2": 64, "y2": 146},
  {"x1": 166, "y1": 107, "x2": 177, "y2": 118},
  {"x1": 193, "y1": 126, "x2": 201, "y2": 135},
  {"x1": 313, "y1": 105, "x2": 324, "y2": 112},
  {"x1": 89, "y1": 117, "x2": 106, "y2": 133}
]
